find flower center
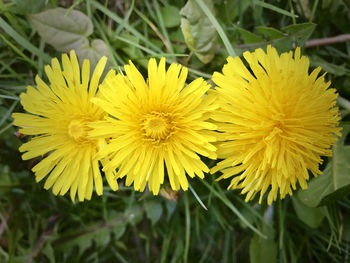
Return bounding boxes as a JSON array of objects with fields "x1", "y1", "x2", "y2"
[
  {"x1": 68, "y1": 118, "x2": 91, "y2": 142},
  {"x1": 141, "y1": 111, "x2": 175, "y2": 143}
]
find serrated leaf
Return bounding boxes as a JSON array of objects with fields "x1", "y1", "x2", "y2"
[
  {"x1": 180, "y1": 0, "x2": 217, "y2": 64},
  {"x1": 237, "y1": 27, "x2": 265, "y2": 44},
  {"x1": 145, "y1": 201, "x2": 163, "y2": 225},
  {"x1": 297, "y1": 124, "x2": 350, "y2": 207},
  {"x1": 282, "y1": 23, "x2": 316, "y2": 46},
  {"x1": 161, "y1": 5, "x2": 181, "y2": 28},
  {"x1": 292, "y1": 196, "x2": 325, "y2": 228},
  {"x1": 255, "y1": 26, "x2": 286, "y2": 40},
  {"x1": 30, "y1": 7, "x2": 93, "y2": 52}
]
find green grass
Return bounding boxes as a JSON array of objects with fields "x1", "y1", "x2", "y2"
[{"x1": 0, "y1": 0, "x2": 350, "y2": 262}]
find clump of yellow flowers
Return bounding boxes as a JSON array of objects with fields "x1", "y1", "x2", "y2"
[{"x1": 13, "y1": 46, "x2": 341, "y2": 205}]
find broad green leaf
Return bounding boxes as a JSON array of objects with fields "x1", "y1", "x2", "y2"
[
  {"x1": 161, "y1": 5, "x2": 181, "y2": 28},
  {"x1": 249, "y1": 206, "x2": 277, "y2": 263},
  {"x1": 165, "y1": 200, "x2": 177, "y2": 221},
  {"x1": 169, "y1": 29, "x2": 187, "y2": 54},
  {"x1": 113, "y1": 221, "x2": 126, "y2": 240},
  {"x1": 145, "y1": 201, "x2": 163, "y2": 225},
  {"x1": 75, "y1": 39, "x2": 111, "y2": 72},
  {"x1": 237, "y1": 27, "x2": 265, "y2": 44},
  {"x1": 180, "y1": 0, "x2": 217, "y2": 64},
  {"x1": 255, "y1": 26, "x2": 286, "y2": 40},
  {"x1": 297, "y1": 124, "x2": 350, "y2": 207},
  {"x1": 14, "y1": 0, "x2": 47, "y2": 14},
  {"x1": 93, "y1": 228, "x2": 111, "y2": 248},
  {"x1": 273, "y1": 37, "x2": 294, "y2": 52},
  {"x1": 30, "y1": 7, "x2": 93, "y2": 52},
  {"x1": 292, "y1": 196, "x2": 325, "y2": 228},
  {"x1": 282, "y1": 23, "x2": 316, "y2": 46},
  {"x1": 125, "y1": 204, "x2": 144, "y2": 225},
  {"x1": 310, "y1": 56, "x2": 349, "y2": 77},
  {"x1": 55, "y1": 230, "x2": 95, "y2": 256}
]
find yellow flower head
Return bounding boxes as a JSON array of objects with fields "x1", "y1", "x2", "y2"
[
  {"x1": 89, "y1": 58, "x2": 217, "y2": 194},
  {"x1": 12, "y1": 50, "x2": 118, "y2": 202},
  {"x1": 211, "y1": 46, "x2": 341, "y2": 205}
]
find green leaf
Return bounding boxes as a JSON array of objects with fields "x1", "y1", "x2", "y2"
[
  {"x1": 297, "y1": 124, "x2": 350, "y2": 207},
  {"x1": 75, "y1": 39, "x2": 111, "y2": 72},
  {"x1": 180, "y1": 0, "x2": 217, "y2": 64},
  {"x1": 113, "y1": 221, "x2": 126, "y2": 240},
  {"x1": 236, "y1": 27, "x2": 265, "y2": 44},
  {"x1": 42, "y1": 244, "x2": 55, "y2": 263},
  {"x1": 255, "y1": 26, "x2": 286, "y2": 40},
  {"x1": 310, "y1": 56, "x2": 349, "y2": 77},
  {"x1": 292, "y1": 197, "x2": 325, "y2": 228},
  {"x1": 14, "y1": 0, "x2": 47, "y2": 14},
  {"x1": 145, "y1": 201, "x2": 163, "y2": 225},
  {"x1": 161, "y1": 5, "x2": 181, "y2": 28},
  {"x1": 249, "y1": 206, "x2": 277, "y2": 263},
  {"x1": 282, "y1": 23, "x2": 316, "y2": 46},
  {"x1": 253, "y1": 0, "x2": 298, "y2": 18},
  {"x1": 165, "y1": 200, "x2": 177, "y2": 221},
  {"x1": 30, "y1": 7, "x2": 93, "y2": 52},
  {"x1": 93, "y1": 228, "x2": 111, "y2": 248},
  {"x1": 0, "y1": 17, "x2": 51, "y2": 63}
]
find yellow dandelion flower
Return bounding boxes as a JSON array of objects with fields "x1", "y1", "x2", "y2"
[
  {"x1": 89, "y1": 58, "x2": 217, "y2": 194},
  {"x1": 211, "y1": 45, "x2": 341, "y2": 205},
  {"x1": 12, "y1": 50, "x2": 119, "y2": 202}
]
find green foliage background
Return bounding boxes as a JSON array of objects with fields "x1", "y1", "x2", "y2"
[{"x1": 0, "y1": 0, "x2": 350, "y2": 262}]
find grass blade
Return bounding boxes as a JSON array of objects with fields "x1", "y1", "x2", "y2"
[
  {"x1": 254, "y1": 0, "x2": 298, "y2": 18},
  {"x1": 189, "y1": 183, "x2": 207, "y2": 210},
  {"x1": 90, "y1": 0, "x2": 162, "y2": 53},
  {"x1": 0, "y1": 100, "x2": 18, "y2": 127},
  {"x1": 194, "y1": 0, "x2": 236, "y2": 58},
  {"x1": 183, "y1": 192, "x2": 190, "y2": 263},
  {"x1": 0, "y1": 17, "x2": 51, "y2": 63},
  {"x1": 201, "y1": 180, "x2": 266, "y2": 238}
]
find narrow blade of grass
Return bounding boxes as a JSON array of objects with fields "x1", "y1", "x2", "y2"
[
  {"x1": 189, "y1": 183, "x2": 207, "y2": 210},
  {"x1": 0, "y1": 94, "x2": 19, "y2": 101},
  {"x1": 194, "y1": 0, "x2": 236, "y2": 58},
  {"x1": 201, "y1": 180, "x2": 266, "y2": 238},
  {"x1": 183, "y1": 192, "x2": 190, "y2": 263},
  {"x1": 0, "y1": 122, "x2": 13, "y2": 135},
  {"x1": 115, "y1": 36, "x2": 157, "y2": 55},
  {"x1": 0, "y1": 17, "x2": 51, "y2": 63},
  {"x1": 90, "y1": 0, "x2": 163, "y2": 53},
  {"x1": 254, "y1": 0, "x2": 298, "y2": 18},
  {"x1": 152, "y1": 0, "x2": 174, "y2": 54},
  {"x1": 115, "y1": 0, "x2": 135, "y2": 35},
  {"x1": 0, "y1": 100, "x2": 18, "y2": 127},
  {"x1": 0, "y1": 34, "x2": 39, "y2": 70}
]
